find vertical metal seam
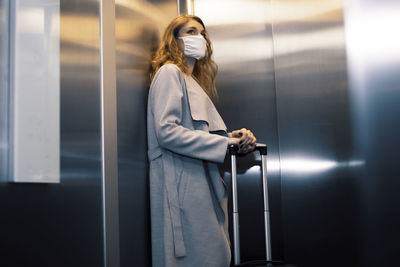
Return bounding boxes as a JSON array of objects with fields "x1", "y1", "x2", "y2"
[
  {"x1": 269, "y1": 2, "x2": 285, "y2": 259},
  {"x1": 187, "y1": 0, "x2": 193, "y2": 15},
  {"x1": 269, "y1": 0, "x2": 283, "y2": 199},
  {"x1": 7, "y1": 0, "x2": 15, "y2": 181},
  {"x1": 99, "y1": 1, "x2": 107, "y2": 266},
  {"x1": 100, "y1": 1, "x2": 120, "y2": 266}
]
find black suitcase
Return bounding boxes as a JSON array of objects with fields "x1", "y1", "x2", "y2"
[{"x1": 229, "y1": 144, "x2": 297, "y2": 267}]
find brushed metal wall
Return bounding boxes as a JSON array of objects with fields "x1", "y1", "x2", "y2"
[
  {"x1": 190, "y1": 0, "x2": 400, "y2": 266},
  {"x1": 194, "y1": 0, "x2": 284, "y2": 262},
  {"x1": 345, "y1": 1, "x2": 400, "y2": 266},
  {"x1": 114, "y1": 0, "x2": 177, "y2": 266},
  {"x1": 1, "y1": 1, "x2": 178, "y2": 266},
  {"x1": 0, "y1": 0, "x2": 104, "y2": 266},
  {"x1": 272, "y1": 1, "x2": 359, "y2": 266},
  {"x1": 1, "y1": 0, "x2": 398, "y2": 266},
  {"x1": 0, "y1": 0, "x2": 8, "y2": 181}
]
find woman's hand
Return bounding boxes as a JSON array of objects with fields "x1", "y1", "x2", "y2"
[
  {"x1": 230, "y1": 128, "x2": 257, "y2": 154},
  {"x1": 228, "y1": 137, "x2": 241, "y2": 145}
]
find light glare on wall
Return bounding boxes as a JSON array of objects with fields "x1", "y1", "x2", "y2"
[{"x1": 9, "y1": 0, "x2": 60, "y2": 183}]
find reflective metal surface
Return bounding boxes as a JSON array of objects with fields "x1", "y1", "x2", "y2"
[
  {"x1": 0, "y1": 0, "x2": 9, "y2": 181},
  {"x1": 0, "y1": 0, "x2": 397, "y2": 266},
  {"x1": 178, "y1": 0, "x2": 193, "y2": 15},
  {"x1": 345, "y1": 1, "x2": 400, "y2": 266},
  {"x1": 272, "y1": 0, "x2": 359, "y2": 266},
  {"x1": 230, "y1": 150, "x2": 240, "y2": 264},
  {"x1": 9, "y1": 0, "x2": 60, "y2": 183},
  {"x1": 0, "y1": 0, "x2": 104, "y2": 265},
  {"x1": 100, "y1": 1, "x2": 120, "y2": 266},
  {"x1": 194, "y1": 0, "x2": 284, "y2": 262},
  {"x1": 114, "y1": 0, "x2": 177, "y2": 266},
  {"x1": 261, "y1": 153, "x2": 272, "y2": 262}
]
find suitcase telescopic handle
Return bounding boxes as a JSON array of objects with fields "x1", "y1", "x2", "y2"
[
  {"x1": 228, "y1": 143, "x2": 267, "y2": 155},
  {"x1": 228, "y1": 142, "x2": 272, "y2": 265}
]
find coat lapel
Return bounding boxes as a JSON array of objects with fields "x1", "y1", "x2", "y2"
[{"x1": 184, "y1": 76, "x2": 227, "y2": 132}]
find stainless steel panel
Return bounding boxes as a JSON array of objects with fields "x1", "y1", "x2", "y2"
[
  {"x1": 194, "y1": 0, "x2": 284, "y2": 261},
  {"x1": 100, "y1": 1, "x2": 120, "y2": 266},
  {"x1": 345, "y1": 1, "x2": 400, "y2": 266},
  {"x1": 0, "y1": 0, "x2": 9, "y2": 181},
  {"x1": 178, "y1": 0, "x2": 193, "y2": 15},
  {"x1": 0, "y1": 0, "x2": 104, "y2": 265},
  {"x1": 272, "y1": 1, "x2": 359, "y2": 266},
  {"x1": 114, "y1": 0, "x2": 177, "y2": 266}
]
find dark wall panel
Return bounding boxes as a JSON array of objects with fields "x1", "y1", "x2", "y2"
[
  {"x1": 0, "y1": 0, "x2": 8, "y2": 181},
  {"x1": 115, "y1": 1, "x2": 177, "y2": 266}
]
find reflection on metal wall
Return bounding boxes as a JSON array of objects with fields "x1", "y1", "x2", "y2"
[
  {"x1": 0, "y1": 0, "x2": 104, "y2": 265},
  {"x1": 114, "y1": 0, "x2": 177, "y2": 266},
  {"x1": 194, "y1": 0, "x2": 284, "y2": 262},
  {"x1": 9, "y1": 0, "x2": 60, "y2": 183},
  {"x1": 345, "y1": 1, "x2": 400, "y2": 266},
  {"x1": 272, "y1": 0, "x2": 359, "y2": 266},
  {"x1": 0, "y1": 0, "x2": 9, "y2": 181}
]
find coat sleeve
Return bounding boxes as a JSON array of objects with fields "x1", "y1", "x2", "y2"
[{"x1": 149, "y1": 65, "x2": 229, "y2": 163}]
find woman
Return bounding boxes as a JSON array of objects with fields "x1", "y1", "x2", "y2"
[{"x1": 147, "y1": 15, "x2": 257, "y2": 267}]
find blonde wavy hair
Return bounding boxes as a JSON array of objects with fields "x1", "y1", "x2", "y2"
[{"x1": 150, "y1": 15, "x2": 218, "y2": 100}]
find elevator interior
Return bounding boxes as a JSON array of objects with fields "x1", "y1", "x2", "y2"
[{"x1": 1, "y1": 0, "x2": 400, "y2": 267}]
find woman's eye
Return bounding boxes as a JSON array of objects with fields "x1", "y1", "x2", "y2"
[{"x1": 187, "y1": 30, "x2": 195, "y2": 34}]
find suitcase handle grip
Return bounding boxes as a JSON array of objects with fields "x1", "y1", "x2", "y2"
[
  {"x1": 228, "y1": 143, "x2": 267, "y2": 156},
  {"x1": 255, "y1": 143, "x2": 267, "y2": 155}
]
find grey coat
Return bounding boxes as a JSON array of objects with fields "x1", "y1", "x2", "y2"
[{"x1": 147, "y1": 64, "x2": 231, "y2": 267}]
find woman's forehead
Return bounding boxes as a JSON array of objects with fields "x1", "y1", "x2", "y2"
[{"x1": 181, "y1": 19, "x2": 204, "y2": 31}]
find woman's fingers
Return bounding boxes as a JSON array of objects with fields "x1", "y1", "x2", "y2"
[
  {"x1": 238, "y1": 144, "x2": 254, "y2": 154},
  {"x1": 238, "y1": 128, "x2": 249, "y2": 142},
  {"x1": 231, "y1": 130, "x2": 242, "y2": 138},
  {"x1": 231, "y1": 128, "x2": 257, "y2": 153},
  {"x1": 239, "y1": 129, "x2": 256, "y2": 146}
]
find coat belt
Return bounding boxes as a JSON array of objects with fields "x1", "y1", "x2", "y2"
[{"x1": 148, "y1": 147, "x2": 187, "y2": 258}]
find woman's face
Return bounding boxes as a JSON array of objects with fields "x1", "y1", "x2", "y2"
[{"x1": 177, "y1": 19, "x2": 205, "y2": 52}]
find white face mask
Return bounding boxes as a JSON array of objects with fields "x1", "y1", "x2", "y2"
[{"x1": 178, "y1": 35, "x2": 207, "y2": 60}]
